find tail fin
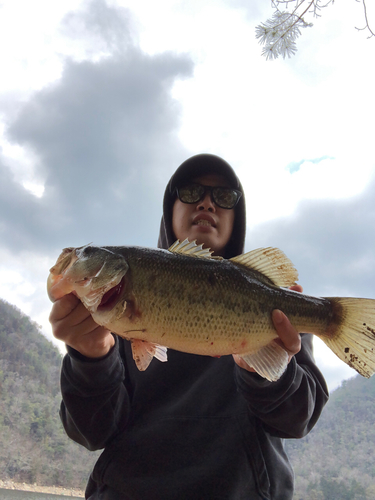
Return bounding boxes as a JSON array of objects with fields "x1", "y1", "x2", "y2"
[{"x1": 320, "y1": 298, "x2": 375, "y2": 378}]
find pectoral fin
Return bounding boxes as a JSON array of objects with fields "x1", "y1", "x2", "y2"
[
  {"x1": 130, "y1": 339, "x2": 168, "y2": 371},
  {"x1": 239, "y1": 341, "x2": 289, "y2": 382}
]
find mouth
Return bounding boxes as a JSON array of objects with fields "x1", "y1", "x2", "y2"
[
  {"x1": 193, "y1": 214, "x2": 216, "y2": 227},
  {"x1": 195, "y1": 220, "x2": 213, "y2": 226},
  {"x1": 97, "y1": 276, "x2": 125, "y2": 312}
]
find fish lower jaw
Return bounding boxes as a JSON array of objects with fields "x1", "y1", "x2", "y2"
[
  {"x1": 81, "y1": 294, "x2": 103, "y2": 313},
  {"x1": 80, "y1": 276, "x2": 126, "y2": 313},
  {"x1": 90, "y1": 299, "x2": 128, "y2": 329},
  {"x1": 80, "y1": 288, "x2": 115, "y2": 312}
]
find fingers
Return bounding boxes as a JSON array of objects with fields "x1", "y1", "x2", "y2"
[
  {"x1": 272, "y1": 309, "x2": 301, "y2": 358},
  {"x1": 50, "y1": 294, "x2": 94, "y2": 339},
  {"x1": 49, "y1": 293, "x2": 81, "y2": 323},
  {"x1": 234, "y1": 299, "x2": 303, "y2": 374},
  {"x1": 49, "y1": 294, "x2": 115, "y2": 358},
  {"x1": 271, "y1": 284, "x2": 302, "y2": 359},
  {"x1": 69, "y1": 324, "x2": 115, "y2": 359}
]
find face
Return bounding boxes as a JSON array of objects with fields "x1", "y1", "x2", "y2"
[{"x1": 172, "y1": 174, "x2": 235, "y2": 256}]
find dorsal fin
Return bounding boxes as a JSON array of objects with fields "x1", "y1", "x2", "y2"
[
  {"x1": 229, "y1": 247, "x2": 298, "y2": 287},
  {"x1": 168, "y1": 239, "x2": 222, "y2": 260}
]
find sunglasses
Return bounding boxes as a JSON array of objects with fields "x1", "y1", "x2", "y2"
[{"x1": 176, "y1": 183, "x2": 242, "y2": 209}]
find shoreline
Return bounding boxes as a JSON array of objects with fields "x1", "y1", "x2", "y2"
[{"x1": 0, "y1": 479, "x2": 84, "y2": 497}]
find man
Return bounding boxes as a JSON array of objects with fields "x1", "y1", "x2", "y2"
[{"x1": 50, "y1": 153, "x2": 328, "y2": 499}]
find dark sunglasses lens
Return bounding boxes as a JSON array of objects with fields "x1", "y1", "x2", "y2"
[
  {"x1": 212, "y1": 187, "x2": 239, "y2": 208},
  {"x1": 178, "y1": 184, "x2": 205, "y2": 203}
]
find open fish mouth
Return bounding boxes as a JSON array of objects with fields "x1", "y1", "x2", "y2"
[{"x1": 97, "y1": 276, "x2": 125, "y2": 312}]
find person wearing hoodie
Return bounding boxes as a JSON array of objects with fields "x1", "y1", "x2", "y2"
[{"x1": 50, "y1": 154, "x2": 329, "y2": 500}]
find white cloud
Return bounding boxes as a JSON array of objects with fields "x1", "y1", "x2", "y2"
[{"x1": 0, "y1": 0, "x2": 82, "y2": 94}]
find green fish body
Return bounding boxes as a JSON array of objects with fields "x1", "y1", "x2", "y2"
[{"x1": 47, "y1": 240, "x2": 375, "y2": 381}]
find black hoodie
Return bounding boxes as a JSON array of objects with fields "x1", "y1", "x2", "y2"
[
  {"x1": 60, "y1": 154, "x2": 329, "y2": 500},
  {"x1": 157, "y1": 153, "x2": 246, "y2": 258}
]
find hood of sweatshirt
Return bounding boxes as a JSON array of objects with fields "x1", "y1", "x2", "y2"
[{"x1": 157, "y1": 153, "x2": 246, "y2": 258}]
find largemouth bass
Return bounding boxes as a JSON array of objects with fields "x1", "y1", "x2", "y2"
[{"x1": 47, "y1": 239, "x2": 375, "y2": 381}]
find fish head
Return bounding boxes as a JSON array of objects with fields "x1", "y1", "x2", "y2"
[{"x1": 47, "y1": 245, "x2": 129, "y2": 314}]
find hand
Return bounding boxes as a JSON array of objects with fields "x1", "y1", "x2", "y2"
[
  {"x1": 49, "y1": 293, "x2": 115, "y2": 358},
  {"x1": 233, "y1": 284, "x2": 303, "y2": 372}
]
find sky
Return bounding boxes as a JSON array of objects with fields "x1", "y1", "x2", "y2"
[{"x1": 0, "y1": 0, "x2": 374, "y2": 392}]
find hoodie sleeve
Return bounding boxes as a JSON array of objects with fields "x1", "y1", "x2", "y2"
[
  {"x1": 59, "y1": 336, "x2": 131, "y2": 451},
  {"x1": 235, "y1": 334, "x2": 329, "y2": 439}
]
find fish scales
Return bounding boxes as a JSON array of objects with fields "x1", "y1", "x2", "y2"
[
  {"x1": 103, "y1": 247, "x2": 311, "y2": 352},
  {"x1": 47, "y1": 240, "x2": 375, "y2": 381}
]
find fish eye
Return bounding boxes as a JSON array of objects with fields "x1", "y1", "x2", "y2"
[
  {"x1": 76, "y1": 244, "x2": 96, "y2": 259},
  {"x1": 82, "y1": 247, "x2": 95, "y2": 256}
]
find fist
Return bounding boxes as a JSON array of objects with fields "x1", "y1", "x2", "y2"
[{"x1": 49, "y1": 293, "x2": 115, "y2": 358}]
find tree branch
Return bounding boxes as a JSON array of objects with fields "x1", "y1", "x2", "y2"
[
  {"x1": 257, "y1": 0, "x2": 374, "y2": 59},
  {"x1": 355, "y1": 0, "x2": 375, "y2": 38}
]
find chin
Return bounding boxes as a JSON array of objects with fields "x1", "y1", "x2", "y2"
[{"x1": 194, "y1": 237, "x2": 223, "y2": 255}]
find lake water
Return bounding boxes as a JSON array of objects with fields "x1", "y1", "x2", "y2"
[{"x1": 0, "y1": 489, "x2": 83, "y2": 499}]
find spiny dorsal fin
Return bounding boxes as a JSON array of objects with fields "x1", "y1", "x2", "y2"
[
  {"x1": 230, "y1": 247, "x2": 298, "y2": 287},
  {"x1": 168, "y1": 239, "x2": 223, "y2": 260}
]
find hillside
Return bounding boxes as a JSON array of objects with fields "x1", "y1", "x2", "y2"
[
  {"x1": 1, "y1": 299, "x2": 375, "y2": 498},
  {"x1": 285, "y1": 372, "x2": 375, "y2": 499},
  {"x1": 0, "y1": 299, "x2": 98, "y2": 489}
]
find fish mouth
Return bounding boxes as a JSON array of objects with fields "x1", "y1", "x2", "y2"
[{"x1": 97, "y1": 276, "x2": 126, "y2": 312}]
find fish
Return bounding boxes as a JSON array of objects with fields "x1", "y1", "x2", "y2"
[{"x1": 47, "y1": 239, "x2": 375, "y2": 382}]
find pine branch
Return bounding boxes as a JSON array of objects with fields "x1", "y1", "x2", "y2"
[
  {"x1": 257, "y1": 0, "x2": 374, "y2": 60},
  {"x1": 255, "y1": 10, "x2": 312, "y2": 60}
]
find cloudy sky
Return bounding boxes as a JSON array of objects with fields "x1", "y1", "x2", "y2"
[{"x1": 0, "y1": 0, "x2": 374, "y2": 391}]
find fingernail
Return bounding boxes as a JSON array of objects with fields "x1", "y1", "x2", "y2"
[{"x1": 272, "y1": 309, "x2": 284, "y2": 324}]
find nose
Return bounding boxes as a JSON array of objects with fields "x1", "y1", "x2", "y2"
[{"x1": 196, "y1": 191, "x2": 216, "y2": 212}]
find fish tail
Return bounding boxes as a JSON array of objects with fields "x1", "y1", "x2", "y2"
[{"x1": 320, "y1": 298, "x2": 375, "y2": 378}]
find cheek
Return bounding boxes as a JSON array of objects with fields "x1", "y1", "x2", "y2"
[
  {"x1": 172, "y1": 201, "x2": 188, "y2": 238},
  {"x1": 222, "y1": 211, "x2": 235, "y2": 241}
]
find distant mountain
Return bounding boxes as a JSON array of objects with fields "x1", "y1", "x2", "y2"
[
  {"x1": 1, "y1": 299, "x2": 374, "y2": 498},
  {"x1": 285, "y1": 371, "x2": 375, "y2": 499},
  {"x1": 0, "y1": 299, "x2": 98, "y2": 489}
]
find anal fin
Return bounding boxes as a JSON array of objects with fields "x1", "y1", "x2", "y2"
[
  {"x1": 240, "y1": 341, "x2": 289, "y2": 382},
  {"x1": 130, "y1": 339, "x2": 168, "y2": 371}
]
